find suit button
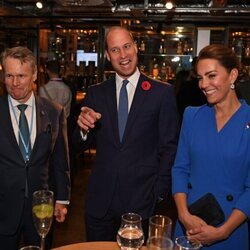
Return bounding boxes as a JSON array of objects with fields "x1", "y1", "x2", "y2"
[
  {"x1": 226, "y1": 195, "x2": 233, "y2": 201},
  {"x1": 188, "y1": 183, "x2": 192, "y2": 189}
]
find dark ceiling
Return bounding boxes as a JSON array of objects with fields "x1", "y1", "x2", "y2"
[{"x1": 0, "y1": 0, "x2": 250, "y2": 28}]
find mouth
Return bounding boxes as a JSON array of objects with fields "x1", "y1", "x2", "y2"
[
  {"x1": 120, "y1": 59, "x2": 131, "y2": 66},
  {"x1": 203, "y1": 89, "x2": 216, "y2": 96}
]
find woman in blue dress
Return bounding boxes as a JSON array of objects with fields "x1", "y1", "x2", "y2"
[{"x1": 172, "y1": 44, "x2": 250, "y2": 249}]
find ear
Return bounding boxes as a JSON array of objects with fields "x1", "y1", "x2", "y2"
[
  {"x1": 32, "y1": 70, "x2": 37, "y2": 82},
  {"x1": 134, "y1": 42, "x2": 138, "y2": 54},
  {"x1": 105, "y1": 50, "x2": 110, "y2": 62},
  {"x1": 229, "y1": 68, "x2": 238, "y2": 83}
]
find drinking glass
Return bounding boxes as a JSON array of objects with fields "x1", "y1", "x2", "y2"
[
  {"x1": 147, "y1": 236, "x2": 174, "y2": 250},
  {"x1": 175, "y1": 236, "x2": 201, "y2": 250},
  {"x1": 117, "y1": 212, "x2": 144, "y2": 250},
  {"x1": 149, "y1": 215, "x2": 172, "y2": 239},
  {"x1": 19, "y1": 246, "x2": 41, "y2": 250},
  {"x1": 32, "y1": 190, "x2": 54, "y2": 250}
]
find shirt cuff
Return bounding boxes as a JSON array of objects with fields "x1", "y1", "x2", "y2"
[
  {"x1": 80, "y1": 130, "x2": 88, "y2": 141},
  {"x1": 56, "y1": 200, "x2": 70, "y2": 205}
]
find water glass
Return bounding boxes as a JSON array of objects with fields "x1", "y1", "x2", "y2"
[
  {"x1": 149, "y1": 215, "x2": 172, "y2": 239},
  {"x1": 147, "y1": 236, "x2": 174, "y2": 250},
  {"x1": 175, "y1": 236, "x2": 201, "y2": 250},
  {"x1": 19, "y1": 246, "x2": 41, "y2": 250},
  {"x1": 117, "y1": 212, "x2": 144, "y2": 250}
]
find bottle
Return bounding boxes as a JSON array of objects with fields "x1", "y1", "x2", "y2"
[
  {"x1": 245, "y1": 42, "x2": 250, "y2": 57},
  {"x1": 177, "y1": 40, "x2": 183, "y2": 55},
  {"x1": 235, "y1": 37, "x2": 243, "y2": 61},
  {"x1": 159, "y1": 44, "x2": 163, "y2": 54},
  {"x1": 160, "y1": 62, "x2": 167, "y2": 80},
  {"x1": 183, "y1": 40, "x2": 189, "y2": 55},
  {"x1": 140, "y1": 40, "x2": 145, "y2": 52},
  {"x1": 159, "y1": 38, "x2": 166, "y2": 54},
  {"x1": 231, "y1": 38, "x2": 236, "y2": 52},
  {"x1": 92, "y1": 42, "x2": 96, "y2": 52},
  {"x1": 153, "y1": 64, "x2": 159, "y2": 79}
]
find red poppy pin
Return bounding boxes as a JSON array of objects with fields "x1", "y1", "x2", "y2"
[{"x1": 141, "y1": 81, "x2": 151, "y2": 91}]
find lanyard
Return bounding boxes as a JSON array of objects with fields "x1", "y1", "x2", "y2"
[{"x1": 8, "y1": 96, "x2": 35, "y2": 161}]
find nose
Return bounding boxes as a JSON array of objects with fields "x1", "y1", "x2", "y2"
[
  {"x1": 198, "y1": 77, "x2": 208, "y2": 90},
  {"x1": 119, "y1": 48, "x2": 126, "y2": 58},
  {"x1": 12, "y1": 76, "x2": 20, "y2": 86}
]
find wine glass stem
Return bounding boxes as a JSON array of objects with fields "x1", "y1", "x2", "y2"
[{"x1": 41, "y1": 235, "x2": 46, "y2": 250}]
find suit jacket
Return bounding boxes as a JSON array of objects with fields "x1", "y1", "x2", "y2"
[
  {"x1": 74, "y1": 74, "x2": 179, "y2": 219},
  {"x1": 0, "y1": 94, "x2": 70, "y2": 235}
]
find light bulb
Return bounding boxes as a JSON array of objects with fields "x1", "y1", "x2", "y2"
[
  {"x1": 36, "y1": 1, "x2": 43, "y2": 9},
  {"x1": 165, "y1": 1, "x2": 173, "y2": 10}
]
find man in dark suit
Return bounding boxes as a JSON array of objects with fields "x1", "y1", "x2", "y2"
[
  {"x1": 0, "y1": 46, "x2": 70, "y2": 250},
  {"x1": 74, "y1": 26, "x2": 179, "y2": 241}
]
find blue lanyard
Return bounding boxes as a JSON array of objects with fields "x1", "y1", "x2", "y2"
[{"x1": 8, "y1": 96, "x2": 35, "y2": 161}]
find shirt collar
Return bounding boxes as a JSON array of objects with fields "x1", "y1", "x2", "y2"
[
  {"x1": 116, "y1": 67, "x2": 140, "y2": 89},
  {"x1": 10, "y1": 92, "x2": 35, "y2": 108}
]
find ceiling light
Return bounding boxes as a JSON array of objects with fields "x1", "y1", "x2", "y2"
[
  {"x1": 36, "y1": 1, "x2": 43, "y2": 9},
  {"x1": 165, "y1": 1, "x2": 174, "y2": 10}
]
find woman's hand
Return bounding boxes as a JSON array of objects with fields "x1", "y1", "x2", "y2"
[
  {"x1": 179, "y1": 212, "x2": 207, "y2": 232},
  {"x1": 187, "y1": 225, "x2": 227, "y2": 246}
]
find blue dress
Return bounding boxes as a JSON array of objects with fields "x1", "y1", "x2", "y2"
[{"x1": 172, "y1": 101, "x2": 250, "y2": 249}]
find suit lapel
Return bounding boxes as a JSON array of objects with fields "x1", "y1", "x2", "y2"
[
  {"x1": 0, "y1": 95, "x2": 21, "y2": 155},
  {"x1": 31, "y1": 95, "x2": 49, "y2": 158},
  {"x1": 105, "y1": 77, "x2": 121, "y2": 142}
]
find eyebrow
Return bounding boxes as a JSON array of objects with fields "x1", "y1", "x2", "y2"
[{"x1": 199, "y1": 70, "x2": 217, "y2": 76}]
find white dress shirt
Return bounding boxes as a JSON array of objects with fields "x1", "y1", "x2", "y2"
[
  {"x1": 116, "y1": 67, "x2": 140, "y2": 112},
  {"x1": 8, "y1": 93, "x2": 36, "y2": 148}
]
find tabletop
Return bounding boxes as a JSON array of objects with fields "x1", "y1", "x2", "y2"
[{"x1": 52, "y1": 241, "x2": 147, "y2": 250}]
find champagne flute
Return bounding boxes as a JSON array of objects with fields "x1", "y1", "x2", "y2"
[
  {"x1": 32, "y1": 190, "x2": 54, "y2": 250},
  {"x1": 117, "y1": 213, "x2": 144, "y2": 250}
]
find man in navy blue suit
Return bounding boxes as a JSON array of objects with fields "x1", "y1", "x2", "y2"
[
  {"x1": 0, "y1": 46, "x2": 70, "y2": 250},
  {"x1": 74, "y1": 26, "x2": 179, "y2": 241}
]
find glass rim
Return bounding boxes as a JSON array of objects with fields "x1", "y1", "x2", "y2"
[
  {"x1": 175, "y1": 236, "x2": 201, "y2": 249},
  {"x1": 33, "y1": 190, "x2": 54, "y2": 197},
  {"x1": 19, "y1": 246, "x2": 41, "y2": 250},
  {"x1": 121, "y1": 212, "x2": 142, "y2": 222},
  {"x1": 149, "y1": 214, "x2": 172, "y2": 226}
]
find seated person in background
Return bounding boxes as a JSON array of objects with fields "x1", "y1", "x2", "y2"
[{"x1": 39, "y1": 60, "x2": 72, "y2": 118}]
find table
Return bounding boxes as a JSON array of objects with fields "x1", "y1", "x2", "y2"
[{"x1": 52, "y1": 241, "x2": 147, "y2": 250}]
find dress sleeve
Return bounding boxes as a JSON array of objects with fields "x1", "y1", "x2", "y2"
[{"x1": 172, "y1": 107, "x2": 193, "y2": 195}]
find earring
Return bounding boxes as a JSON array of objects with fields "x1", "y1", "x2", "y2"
[{"x1": 230, "y1": 83, "x2": 235, "y2": 89}]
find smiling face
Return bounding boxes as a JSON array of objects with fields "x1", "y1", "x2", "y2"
[
  {"x1": 105, "y1": 27, "x2": 138, "y2": 78},
  {"x1": 196, "y1": 58, "x2": 238, "y2": 105},
  {"x1": 4, "y1": 57, "x2": 37, "y2": 103}
]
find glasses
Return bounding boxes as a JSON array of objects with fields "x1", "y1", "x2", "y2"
[
  {"x1": 19, "y1": 246, "x2": 40, "y2": 250},
  {"x1": 149, "y1": 215, "x2": 172, "y2": 239},
  {"x1": 117, "y1": 213, "x2": 144, "y2": 250},
  {"x1": 175, "y1": 236, "x2": 202, "y2": 250}
]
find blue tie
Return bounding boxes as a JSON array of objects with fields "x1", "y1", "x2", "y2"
[
  {"x1": 17, "y1": 104, "x2": 31, "y2": 162},
  {"x1": 118, "y1": 79, "x2": 129, "y2": 141}
]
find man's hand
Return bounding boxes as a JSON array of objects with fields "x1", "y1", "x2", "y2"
[
  {"x1": 54, "y1": 203, "x2": 68, "y2": 223},
  {"x1": 77, "y1": 106, "x2": 101, "y2": 134}
]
